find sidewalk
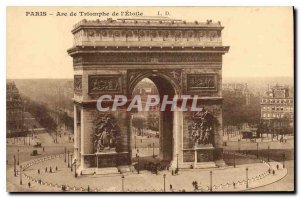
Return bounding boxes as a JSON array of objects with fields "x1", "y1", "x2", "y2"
[{"x1": 7, "y1": 154, "x2": 287, "y2": 192}]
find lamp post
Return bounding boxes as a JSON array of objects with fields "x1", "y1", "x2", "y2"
[
  {"x1": 256, "y1": 142, "x2": 259, "y2": 159},
  {"x1": 70, "y1": 154, "x2": 73, "y2": 172},
  {"x1": 14, "y1": 155, "x2": 16, "y2": 177},
  {"x1": 17, "y1": 149, "x2": 19, "y2": 165},
  {"x1": 238, "y1": 139, "x2": 241, "y2": 153},
  {"x1": 282, "y1": 153, "x2": 285, "y2": 168},
  {"x1": 246, "y1": 168, "x2": 249, "y2": 188},
  {"x1": 210, "y1": 171, "x2": 212, "y2": 192},
  {"x1": 233, "y1": 152, "x2": 236, "y2": 168},
  {"x1": 152, "y1": 143, "x2": 155, "y2": 158},
  {"x1": 134, "y1": 135, "x2": 136, "y2": 149},
  {"x1": 19, "y1": 165, "x2": 22, "y2": 185},
  {"x1": 64, "y1": 147, "x2": 66, "y2": 163},
  {"x1": 74, "y1": 159, "x2": 77, "y2": 178},
  {"x1": 67, "y1": 150, "x2": 70, "y2": 168},
  {"x1": 56, "y1": 130, "x2": 58, "y2": 144},
  {"x1": 28, "y1": 133, "x2": 30, "y2": 145},
  {"x1": 176, "y1": 153, "x2": 179, "y2": 171},
  {"x1": 137, "y1": 155, "x2": 140, "y2": 174},
  {"x1": 267, "y1": 146, "x2": 270, "y2": 162},
  {"x1": 121, "y1": 175, "x2": 125, "y2": 192},
  {"x1": 163, "y1": 174, "x2": 166, "y2": 192}
]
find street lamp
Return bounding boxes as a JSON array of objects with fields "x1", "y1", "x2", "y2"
[
  {"x1": 152, "y1": 143, "x2": 155, "y2": 158},
  {"x1": 267, "y1": 146, "x2": 270, "y2": 162},
  {"x1": 246, "y1": 168, "x2": 249, "y2": 188},
  {"x1": 19, "y1": 165, "x2": 22, "y2": 185},
  {"x1": 121, "y1": 175, "x2": 125, "y2": 192},
  {"x1": 14, "y1": 155, "x2": 16, "y2": 177},
  {"x1": 163, "y1": 174, "x2": 166, "y2": 192},
  {"x1": 210, "y1": 171, "x2": 212, "y2": 192},
  {"x1": 233, "y1": 152, "x2": 236, "y2": 168},
  {"x1": 176, "y1": 153, "x2": 179, "y2": 171},
  {"x1": 17, "y1": 149, "x2": 19, "y2": 165},
  {"x1": 137, "y1": 155, "x2": 140, "y2": 174},
  {"x1": 74, "y1": 159, "x2": 78, "y2": 178},
  {"x1": 64, "y1": 147, "x2": 67, "y2": 163},
  {"x1": 256, "y1": 142, "x2": 259, "y2": 159},
  {"x1": 282, "y1": 153, "x2": 285, "y2": 168},
  {"x1": 70, "y1": 154, "x2": 73, "y2": 172},
  {"x1": 67, "y1": 150, "x2": 70, "y2": 168}
]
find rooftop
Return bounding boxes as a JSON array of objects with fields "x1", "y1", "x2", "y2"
[{"x1": 72, "y1": 18, "x2": 223, "y2": 33}]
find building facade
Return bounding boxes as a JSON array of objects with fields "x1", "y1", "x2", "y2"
[
  {"x1": 6, "y1": 82, "x2": 24, "y2": 136},
  {"x1": 68, "y1": 18, "x2": 229, "y2": 173},
  {"x1": 261, "y1": 84, "x2": 294, "y2": 133}
]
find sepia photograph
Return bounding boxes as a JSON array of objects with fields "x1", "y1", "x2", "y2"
[{"x1": 5, "y1": 6, "x2": 294, "y2": 193}]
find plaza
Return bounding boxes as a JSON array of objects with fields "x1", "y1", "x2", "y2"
[{"x1": 6, "y1": 129, "x2": 292, "y2": 192}]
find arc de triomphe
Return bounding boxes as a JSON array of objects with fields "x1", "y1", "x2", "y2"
[{"x1": 67, "y1": 18, "x2": 229, "y2": 173}]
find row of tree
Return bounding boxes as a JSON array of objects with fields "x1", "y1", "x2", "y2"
[
  {"x1": 25, "y1": 97, "x2": 57, "y2": 131},
  {"x1": 222, "y1": 90, "x2": 261, "y2": 126},
  {"x1": 131, "y1": 113, "x2": 159, "y2": 132}
]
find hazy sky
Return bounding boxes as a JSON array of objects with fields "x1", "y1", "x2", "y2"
[{"x1": 7, "y1": 7, "x2": 293, "y2": 79}]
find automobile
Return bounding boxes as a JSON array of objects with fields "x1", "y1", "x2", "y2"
[
  {"x1": 33, "y1": 142, "x2": 42, "y2": 147},
  {"x1": 31, "y1": 150, "x2": 38, "y2": 156}
]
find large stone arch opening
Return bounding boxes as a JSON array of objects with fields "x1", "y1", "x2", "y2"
[{"x1": 128, "y1": 72, "x2": 179, "y2": 165}]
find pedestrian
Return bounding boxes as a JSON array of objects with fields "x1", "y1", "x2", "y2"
[
  {"x1": 171, "y1": 170, "x2": 174, "y2": 176},
  {"x1": 87, "y1": 185, "x2": 90, "y2": 192},
  {"x1": 28, "y1": 182, "x2": 31, "y2": 188},
  {"x1": 50, "y1": 166, "x2": 52, "y2": 173},
  {"x1": 272, "y1": 170, "x2": 275, "y2": 176},
  {"x1": 43, "y1": 147, "x2": 45, "y2": 152},
  {"x1": 38, "y1": 169, "x2": 40, "y2": 174},
  {"x1": 170, "y1": 184, "x2": 173, "y2": 191},
  {"x1": 276, "y1": 164, "x2": 279, "y2": 170},
  {"x1": 45, "y1": 167, "x2": 47, "y2": 172},
  {"x1": 56, "y1": 166, "x2": 58, "y2": 171}
]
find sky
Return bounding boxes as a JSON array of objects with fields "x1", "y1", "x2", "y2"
[{"x1": 7, "y1": 7, "x2": 294, "y2": 79}]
